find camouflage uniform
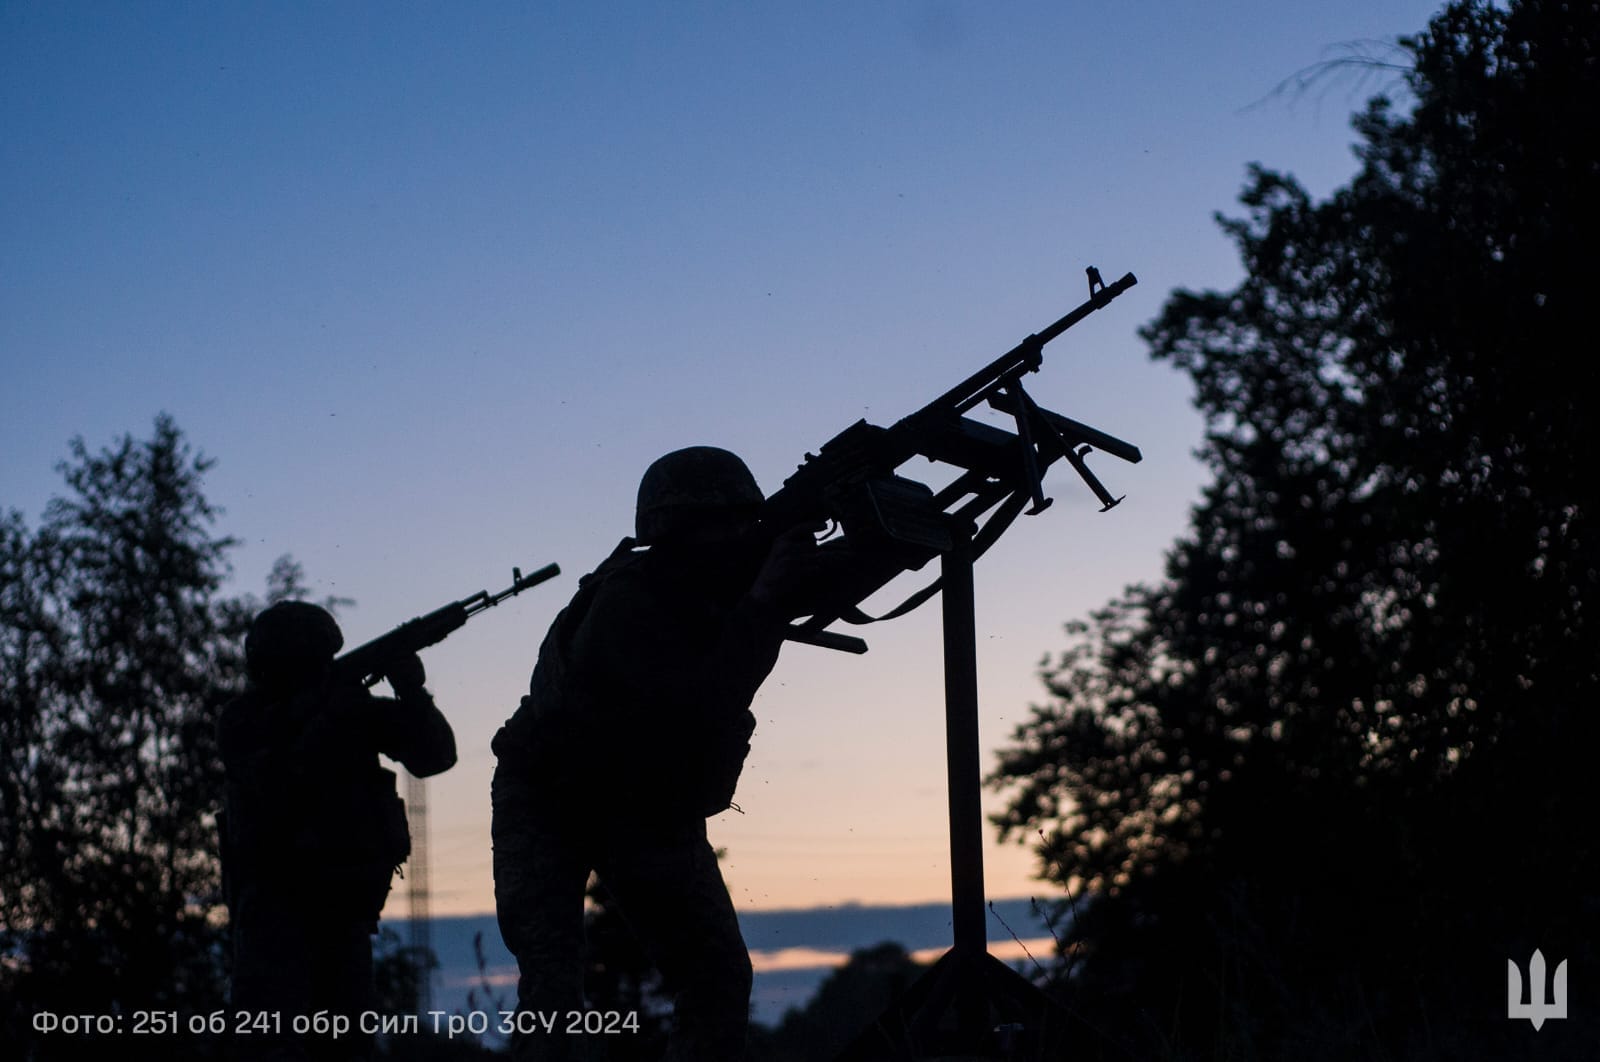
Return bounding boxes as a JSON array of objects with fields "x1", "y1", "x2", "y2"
[
  {"x1": 491, "y1": 533, "x2": 788, "y2": 1062},
  {"x1": 220, "y1": 604, "x2": 456, "y2": 1061}
]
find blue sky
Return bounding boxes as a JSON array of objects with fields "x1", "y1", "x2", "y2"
[{"x1": 3, "y1": 1, "x2": 1444, "y2": 917}]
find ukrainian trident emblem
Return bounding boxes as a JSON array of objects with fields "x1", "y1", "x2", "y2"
[{"x1": 1507, "y1": 949, "x2": 1568, "y2": 1030}]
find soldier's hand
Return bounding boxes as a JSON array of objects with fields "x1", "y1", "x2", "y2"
[
  {"x1": 384, "y1": 652, "x2": 427, "y2": 694},
  {"x1": 748, "y1": 524, "x2": 819, "y2": 608}
]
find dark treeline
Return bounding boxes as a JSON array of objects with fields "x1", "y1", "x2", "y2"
[
  {"x1": 0, "y1": 416, "x2": 465, "y2": 1060},
  {"x1": 1, "y1": 416, "x2": 246, "y2": 1057},
  {"x1": 990, "y1": 1, "x2": 1598, "y2": 1059}
]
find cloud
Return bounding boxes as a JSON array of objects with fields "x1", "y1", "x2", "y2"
[{"x1": 748, "y1": 937, "x2": 1055, "y2": 974}]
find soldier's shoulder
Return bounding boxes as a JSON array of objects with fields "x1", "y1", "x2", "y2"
[
  {"x1": 217, "y1": 688, "x2": 271, "y2": 768},
  {"x1": 218, "y1": 688, "x2": 266, "y2": 729},
  {"x1": 584, "y1": 544, "x2": 651, "y2": 584},
  {"x1": 571, "y1": 550, "x2": 659, "y2": 609}
]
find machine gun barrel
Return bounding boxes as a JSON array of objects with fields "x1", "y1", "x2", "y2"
[{"x1": 919, "y1": 271, "x2": 1137, "y2": 417}]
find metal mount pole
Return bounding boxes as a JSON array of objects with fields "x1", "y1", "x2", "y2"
[{"x1": 942, "y1": 522, "x2": 989, "y2": 1036}]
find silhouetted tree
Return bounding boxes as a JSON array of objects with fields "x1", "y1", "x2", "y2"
[
  {"x1": 374, "y1": 929, "x2": 501, "y2": 1062},
  {"x1": 990, "y1": 2, "x2": 1598, "y2": 1059},
  {"x1": 746, "y1": 942, "x2": 924, "y2": 1062},
  {"x1": 373, "y1": 927, "x2": 434, "y2": 1019},
  {"x1": 0, "y1": 415, "x2": 337, "y2": 1059}
]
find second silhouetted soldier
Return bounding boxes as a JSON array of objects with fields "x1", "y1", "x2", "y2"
[
  {"x1": 491, "y1": 446, "x2": 821, "y2": 1062},
  {"x1": 220, "y1": 600, "x2": 457, "y2": 1062}
]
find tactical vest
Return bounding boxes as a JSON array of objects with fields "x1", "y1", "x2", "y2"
[
  {"x1": 221, "y1": 686, "x2": 413, "y2": 925},
  {"x1": 491, "y1": 538, "x2": 758, "y2": 820}
]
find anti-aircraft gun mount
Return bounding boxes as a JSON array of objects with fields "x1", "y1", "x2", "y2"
[{"x1": 769, "y1": 270, "x2": 1143, "y2": 1061}]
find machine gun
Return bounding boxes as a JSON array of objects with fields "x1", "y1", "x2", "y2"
[
  {"x1": 333, "y1": 562, "x2": 561, "y2": 687},
  {"x1": 765, "y1": 270, "x2": 1141, "y2": 654}
]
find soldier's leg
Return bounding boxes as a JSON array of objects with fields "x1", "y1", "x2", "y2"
[
  {"x1": 305, "y1": 918, "x2": 377, "y2": 1062},
  {"x1": 230, "y1": 883, "x2": 315, "y2": 1061},
  {"x1": 492, "y1": 765, "x2": 591, "y2": 1062},
  {"x1": 598, "y1": 825, "x2": 752, "y2": 1062}
]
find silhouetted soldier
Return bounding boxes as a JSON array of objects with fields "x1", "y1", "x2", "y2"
[
  {"x1": 220, "y1": 601, "x2": 457, "y2": 1061},
  {"x1": 491, "y1": 446, "x2": 822, "y2": 1062}
]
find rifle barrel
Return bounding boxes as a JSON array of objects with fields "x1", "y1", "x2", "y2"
[
  {"x1": 335, "y1": 561, "x2": 561, "y2": 682},
  {"x1": 471, "y1": 562, "x2": 562, "y2": 614}
]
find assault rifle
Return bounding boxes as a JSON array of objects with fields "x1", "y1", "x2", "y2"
[
  {"x1": 765, "y1": 270, "x2": 1141, "y2": 654},
  {"x1": 333, "y1": 562, "x2": 561, "y2": 687}
]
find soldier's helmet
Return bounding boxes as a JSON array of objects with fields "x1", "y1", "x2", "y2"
[
  {"x1": 635, "y1": 446, "x2": 763, "y2": 544},
  {"x1": 245, "y1": 601, "x2": 344, "y2": 687}
]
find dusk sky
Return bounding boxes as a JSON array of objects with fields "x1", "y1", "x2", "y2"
[{"x1": 2, "y1": 1, "x2": 1445, "y2": 923}]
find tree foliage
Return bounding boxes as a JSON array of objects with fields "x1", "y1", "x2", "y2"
[
  {"x1": 1, "y1": 417, "x2": 240, "y2": 1024},
  {"x1": 0, "y1": 415, "x2": 325, "y2": 1056},
  {"x1": 746, "y1": 942, "x2": 924, "y2": 1062},
  {"x1": 990, "y1": 2, "x2": 1599, "y2": 1058}
]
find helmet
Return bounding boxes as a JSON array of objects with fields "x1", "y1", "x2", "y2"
[
  {"x1": 245, "y1": 601, "x2": 343, "y2": 686},
  {"x1": 635, "y1": 446, "x2": 763, "y2": 544}
]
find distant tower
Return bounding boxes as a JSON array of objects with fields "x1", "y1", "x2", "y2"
[{"x1": 404, "y1": 770, "x2": 433, "y2": 1014}]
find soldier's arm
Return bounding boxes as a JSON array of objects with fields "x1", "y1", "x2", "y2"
[
  {"x1": 373, "y1": 686, "x2": 458, "y2": 778},
  {"x1": 356, "y1": 651, "x2": 457, "y2": 776}
]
